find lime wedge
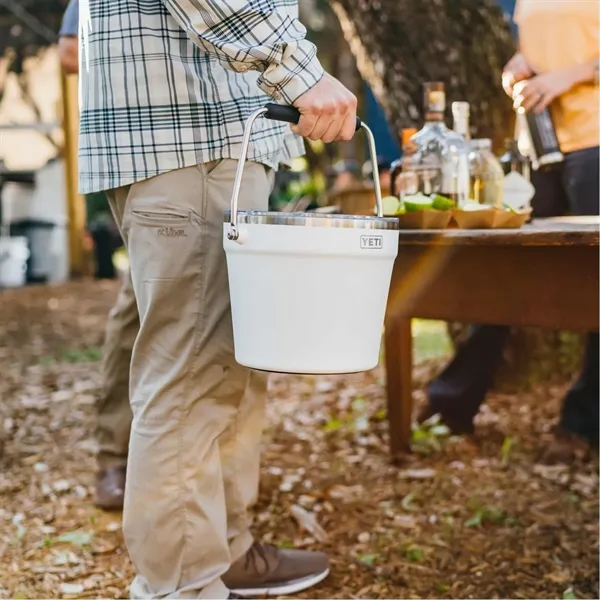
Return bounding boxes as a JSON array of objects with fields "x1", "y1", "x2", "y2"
[
  {"x1": 431, "y1": 194, "x2": 455, "y2": 211},
  {"x1": 404, "y1": 194, "x2": 433, "y2": 212},
  {"x1": 381, "y1": 195, "x2": 401, "y2": 216}
]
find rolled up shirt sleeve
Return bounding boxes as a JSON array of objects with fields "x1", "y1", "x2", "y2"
[
  {"x1": 160, "y1": 0, "x2": 324, "y2": 104},
  {"x1": 59, "y1": 0, "x2": 79, "y2": 37}
]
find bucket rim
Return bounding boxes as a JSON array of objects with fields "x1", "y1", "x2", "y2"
[{"x1": 223, "y1": 211, "x2": 399, "y2": 230}]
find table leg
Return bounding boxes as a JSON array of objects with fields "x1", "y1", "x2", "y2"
[{"x1": 384, "y1": 316, "x2": 413, "y2": 461}]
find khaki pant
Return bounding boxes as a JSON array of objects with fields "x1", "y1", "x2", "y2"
[
  {"x1": 106, "y1": 161, "x2": 271, "y2": 599},
  {"x1": 97, "y1": 268, "x2": 135, "y2": 469}
]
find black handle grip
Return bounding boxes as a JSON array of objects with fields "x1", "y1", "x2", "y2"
[{"x1": 264, "y1": 103, "x2": 362, "y2": 132}]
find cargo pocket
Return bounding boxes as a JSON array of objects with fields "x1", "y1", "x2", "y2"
[
  {"x1": 128, "y1": 206, "x2": 206, "y2": 283},
  {"x1": 127, "y1": 206, "x2": 206, "y2": 420}
]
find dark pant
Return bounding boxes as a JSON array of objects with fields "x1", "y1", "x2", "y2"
[{"x1": 428, "y1": 146, "x2": 600, "y2": 443}]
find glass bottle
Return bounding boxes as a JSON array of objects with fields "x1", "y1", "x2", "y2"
[
  {"x1": 499, "y1": 138, "x2": 531, "y2": 180},
  {"x1": 405, "y1": 82, "x2": 470, "y2": 203},
  {"x1": 500, "y1": 138, "x2": 535, "y2": 215},
  {"x1": 452, "y1": 101, "x2": 471, "y2": 143},
  {"x1": 468, "y1": 139, "x2": 504, "y2": 208},
  {"x1": 451, "y1": 101, "x2": 472, "y2": 207},
  {"x1": 517, "y1": 107, "x2": 563, "y2": 170},
  {"x1": 390, "y1": 128, "x2": 418, "y2": 200}
]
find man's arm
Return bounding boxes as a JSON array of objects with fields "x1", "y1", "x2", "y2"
[
  {"x1": 58, "y1": 0, "x2": 79, "y2": 75},
  {"x1": 161, "y1": 0, "x2": 322, "y2": 105},
  {"x1": 161, "y1": 0, "x2": 357, "y2": 143}
]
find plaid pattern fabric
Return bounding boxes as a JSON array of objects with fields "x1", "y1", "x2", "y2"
[{"x1": 78, "y1": 0, "x2": 324, "y2": 194}]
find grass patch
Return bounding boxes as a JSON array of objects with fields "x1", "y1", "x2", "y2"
[
  {"x1": 37, "y1": 346, "x2": 102, "y2": 366},
  {"x1": 412, "y1": 319, "x2": 452, "y2": 363}
]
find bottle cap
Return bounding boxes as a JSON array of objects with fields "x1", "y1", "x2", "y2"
[
  {"x1": 452, "y1": 101, "x2": 470, "y2": 116},
  {"x1": 423, "y1": 82, "x2": 445, "y2": 114}
]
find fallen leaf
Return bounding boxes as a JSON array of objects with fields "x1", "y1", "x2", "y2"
[
  {"x1": 289, "y1": 504, "x2": 327, "y2": 542},
  {"x1": 59, "y1": 582, "x2": 84, "y2": 595},
  {"x1": 399, "y1": 468, "x2": 436, "y2": 480}
]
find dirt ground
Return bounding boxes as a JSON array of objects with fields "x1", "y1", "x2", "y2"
[{"x1": 0, "y1": 280, "x2": 597, "y2": 599}]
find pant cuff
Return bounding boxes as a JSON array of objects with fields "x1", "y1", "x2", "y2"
[{"x1": 228, "y1": 529, "x2": 254, "y2": 564}]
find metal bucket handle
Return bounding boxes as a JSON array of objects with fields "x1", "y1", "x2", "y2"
[{"x1": 226, "y1": 103, "x2": 384, "y2": 241}]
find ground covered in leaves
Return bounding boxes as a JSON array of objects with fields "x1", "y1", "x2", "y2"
[{"x1": 0, "y1": 280, "x2": 598, "y2": 599}]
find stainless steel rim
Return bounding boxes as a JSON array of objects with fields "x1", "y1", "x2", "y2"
[
  {"x1": 223, "y1": 210, "x2": 399, "y2": 230},
  {"x1": 226, "y1": 108, "x2": 385, "y2": 241}
]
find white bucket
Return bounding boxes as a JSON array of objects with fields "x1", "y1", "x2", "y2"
[
  {"x1": 223, "y1": 105, "x2": 399, "y2": 374},
  {"x1": 0, "y1": 237, "x2": 30, "y2": 288}
]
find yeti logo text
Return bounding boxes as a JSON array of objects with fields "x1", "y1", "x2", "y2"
[
  {"x1": 158, "y1": 227, "x2": 188, "y2": 238},
  {"x1": 360, "y1": 235, "x2": 383, "y2": 249}
]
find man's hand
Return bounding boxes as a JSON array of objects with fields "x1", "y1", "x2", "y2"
[
  {"x1": 512, "y1": 68, "x2": 577, "y2": 114},
  {"x1": 292, "y1": 73, "x2": 357, "y2": 143},
  {"x1": 502, "y1": 52, "x2": 534, "y2": 98}
]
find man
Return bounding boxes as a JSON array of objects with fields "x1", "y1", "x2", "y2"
[
  {"x1": 59, "y1": 0, "x2": 134, "y2": 511},
  {"x1": 78, "y1": 1, "x2": 357, "y2": 598},
  {"x1": 420, "y1": 0, "x2": 599, "y2": 461}
]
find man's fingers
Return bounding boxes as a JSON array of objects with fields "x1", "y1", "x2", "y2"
[
  {"x1": 307, "y1": 114, "x2": 339, "y2": 141},
  {"x1": 292, "y1": 74, "x2": 357, "y2": 143},
  {"x1": 518, "y1": 89, "x2": 542, "y2": 113},
  {"x1": 336, "y1": 111, "x2": 357, "y2": 142},
  {"x1": 293, "y1": 113, "x2": 318, "y2": 138},
  {"x1": 535, "y1": 92, "x2": 552, "y2": 113}
]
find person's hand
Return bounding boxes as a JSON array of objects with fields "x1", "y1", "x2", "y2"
[
  {"x1": 512, "y1": 68, "x2": 576, "y2": 114},
  {"x1": 292, "y1": 73, "x2": 357, "y2": 143},
  {"x1": 501, "y1": 52, "x2": 534, "y2": 98}
]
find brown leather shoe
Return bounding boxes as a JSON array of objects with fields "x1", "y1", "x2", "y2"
[
  {"x1": 223, "y1": 542, "x2": 329, "y2": 597},
  {"x1": 95, "y1": 466, "x2": 126, "y2": 510},
  {"x1": 417, "y1": 403, "x2": 475, "y2": 436}
]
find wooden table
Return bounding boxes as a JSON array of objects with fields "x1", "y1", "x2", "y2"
[{"x1": 384, "y1": 216, "x2": 600, "y2": 461}]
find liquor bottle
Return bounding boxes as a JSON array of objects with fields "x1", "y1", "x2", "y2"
[
  {"x1": 468, "y1": 139, "x2": 504, "y2": 208},
  {"x1": 390, "y1": 128, "x2": 417, "y2": 199},
  {"x1": 405, "y1": 82, "x2": 470, "y2": 203},
  {"x1": 499, "y1": 138, "x2": 531, "y2": 180},
  {"x1": 516, "y1": 107, "x2": 563, "y2": 170},
  {"x1": 499, "y1": 138, "x2": 535, "y2": 214},
  {"x1": 451, "y1": 101, "x2": 472, "y2": 206},
  {"x1": 452, "y1": 101, "x2": 471, "y2": 143}
]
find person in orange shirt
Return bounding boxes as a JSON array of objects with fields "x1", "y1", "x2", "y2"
[{"x1": 420, "y1": 0, "x2": 599, "y2": 462}]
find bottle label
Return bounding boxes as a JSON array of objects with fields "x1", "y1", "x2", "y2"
[
  {"x1": 427, "y1": 91, "x2": 445, "y2": 113},
  {"x1": 524, "y1": 109, "x2": 564, "y2": 167}
]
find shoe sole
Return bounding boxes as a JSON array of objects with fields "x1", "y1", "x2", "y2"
[{"x1": 229, "y1": 568, "x2": 330, "y2": 597}]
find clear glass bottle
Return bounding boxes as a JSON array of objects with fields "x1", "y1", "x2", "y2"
[
  {"x1": 499, "y1": 138, "x2": 531, "y2": 181},
  {"x1": 500, "y1": 138, "x2": 535, "y2": 216},
  {"x1": 452, "y1": 101, "x2": 471, "y2": 143},
  {"x1": 451, "y1": 101, "x2": 472, "y2": 207},
  {"x1": 469, "y1": 139, "x2": 505, "y2": 208},
  {"x1": 405, "y1": 82, "x2": 470, "y2": 203},
  {"x1": 390, "y1": 128, "x2": 419, "y2": 200}
]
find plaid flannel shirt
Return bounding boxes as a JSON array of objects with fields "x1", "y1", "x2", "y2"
[{"x1": 78, "y1": 0, "x2": 324, "y2": 194}]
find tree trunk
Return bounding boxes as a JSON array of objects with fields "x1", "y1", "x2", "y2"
[
  {"x1": 329, "y1": 0, "x2": 516, "y2": 150},
  {"x1": 329, "y1": 0, "x2": 583, "y2": 388}
]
